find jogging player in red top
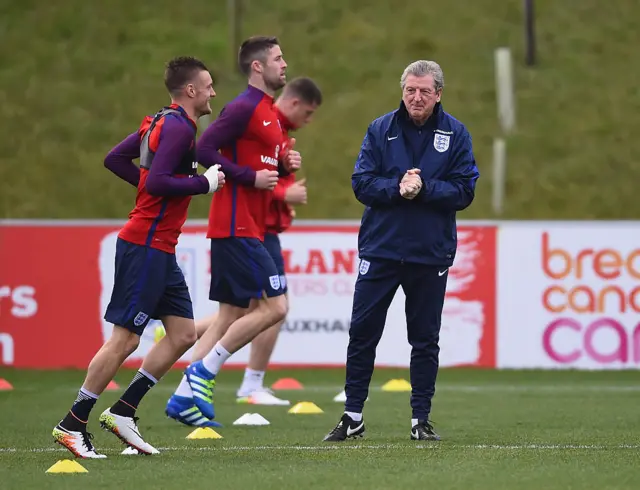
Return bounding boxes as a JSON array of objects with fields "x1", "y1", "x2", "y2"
[
  {"x1": 163, "y1": 36, "x2": 300, "y2": 423},
  {"x1": 165, "y1": 77, "x2": 322, "y2": 417},
  {"x1": 52, "y1": 57, "x2": 225, "y2": 459}
]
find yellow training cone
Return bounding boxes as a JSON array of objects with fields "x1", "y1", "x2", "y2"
[
  {"x1": 288, "y1": 402, "x2": 324, "y2": 414},
  {"x1": 381, "y1": 379, "x2": 412, "y2": 392},
  {"x1": 45, "y1": 459, "x2": 88, "y2": 474},
  {"x1": 186, "y1": 427, "x2": 223, "y2": 439}
]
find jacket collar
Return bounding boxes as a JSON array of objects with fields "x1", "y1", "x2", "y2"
[{"x1": 397, "y1": 100, "x2": 442, "y2": 129}]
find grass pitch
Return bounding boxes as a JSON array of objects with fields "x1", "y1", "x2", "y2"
[{"x1": 1, "y1": 368, "x2": 639, "y2": 489}]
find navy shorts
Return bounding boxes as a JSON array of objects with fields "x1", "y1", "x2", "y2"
[
  {"x1": 209, "y1": 237, "x2": 285, "y2": 308},
  {"x1": 104, "y1": 238, "x2": 194, "y2": 335},
  {"x1": 263, "y1": 232, "x2": 287, "y2": 293}
]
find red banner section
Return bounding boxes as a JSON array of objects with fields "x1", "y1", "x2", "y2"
[
  {"x1": 1, "y1": 225, "x2": 120, "y2": 368},
  {"x1": 0, "y1": 222, "x2": 497, "y2": 369}
]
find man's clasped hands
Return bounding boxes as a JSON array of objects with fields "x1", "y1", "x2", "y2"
[{"x1": 400, "y1": 168, "x2": 423, "y2": 200}]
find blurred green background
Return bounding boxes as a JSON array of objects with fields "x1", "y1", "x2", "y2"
[{"x1": 1, "y1": 0, "x2": 639, "y2": 220}]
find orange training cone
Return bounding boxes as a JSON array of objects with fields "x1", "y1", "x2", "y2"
[
  {"x1": 271, "y1": 378, "x2": 304, "y2": 390},
  {"x1": 105, "y1": 380, "x2": 120, "y2": 391},
  {"x1": 0, "y1": 378, "x2": 13, "y2": 391}
]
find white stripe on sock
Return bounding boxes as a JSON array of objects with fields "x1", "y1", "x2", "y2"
[
  {"x1": 138, "y1": 368, "x2": 159, "y2": 384},
  {"x1": 79, "y1": 387, "x2": 99, "y2": 399}
]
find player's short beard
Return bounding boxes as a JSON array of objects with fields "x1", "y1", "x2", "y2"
[{"x1": 265, "y1": 74, "x2": 285, "y2": 92}]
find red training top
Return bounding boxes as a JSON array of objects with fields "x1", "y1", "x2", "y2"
[
  {"x1": 199, "y1": 85, "x2": 288, "y2": 240},
  {"x1": 106, "y1": 104, "x2": 207, "y2": 253},
  {"x1": 265, "y1": 108, "x2": 297, "y2": 235}
]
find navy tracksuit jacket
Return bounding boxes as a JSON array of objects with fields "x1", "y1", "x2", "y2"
[{"x1": 345, "y1": 101, "x2": 479, "y2": 420}]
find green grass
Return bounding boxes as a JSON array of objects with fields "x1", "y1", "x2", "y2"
[
  {"x1": 1, "y1": 368, "x2": 639, "y2": 489},
  {"x1": 1, "y1": 1, "x2": 640, "y2": 220}
]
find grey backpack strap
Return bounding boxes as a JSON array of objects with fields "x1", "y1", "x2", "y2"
[{"x1": 139, "y1": 108, "x2": 181, "y2": 169}]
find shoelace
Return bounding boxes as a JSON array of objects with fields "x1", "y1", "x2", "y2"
[
  {"x1": 81, "y1": 432, "x2": 96, "y2": 452},
  {"x1": 417, "y1": 421, "x2": 436, "y2": 434},
  {"x1": 328, "y1": 420, "x2": 346, "y2": 436}
]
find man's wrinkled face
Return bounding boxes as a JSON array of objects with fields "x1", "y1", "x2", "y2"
[{"x1": 402, "y1": 74, "x2": 441, "y2": 124}]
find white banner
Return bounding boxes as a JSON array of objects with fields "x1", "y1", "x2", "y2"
[
  {"x1": 98, "y1": 225, "x2": 494, "y2": 368},
  {"x1": 498, "y1": 223, "x2": 640, "y2": 369}
]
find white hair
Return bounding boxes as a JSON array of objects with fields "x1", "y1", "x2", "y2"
[{"x1": 400, "y1": 60, "x2": 444, "y2": 91}]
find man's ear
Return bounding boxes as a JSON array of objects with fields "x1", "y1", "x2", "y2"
[{"x1": 251, "y1": 60, "x2": 263, "y2": 74}]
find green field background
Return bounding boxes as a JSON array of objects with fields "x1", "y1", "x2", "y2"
[{"x1": 1, "y1": 0, "x2": 639, "y2": 220}]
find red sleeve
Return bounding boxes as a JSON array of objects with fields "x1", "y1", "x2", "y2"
[
  {"x1": 273, "y1": 173, "x2": 298, "y2": 201},
  {"x1": 272, "y1": 180, "x2": 288, "y2": 201}
]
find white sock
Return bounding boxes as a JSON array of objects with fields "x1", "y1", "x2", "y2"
[
  {"x1": 345, "y1": 411, "x2": 362, "y2": 422},
  {"x1": 238, "y1": 368, "x2": 265, "y2": 395},
  {"x1": 138, "y1": 368, "x2": 158, "y2": 384},
  {"x1": 174, "y1": 375, "x2": 193, "y2": 397},
  {"x1": 411, "y1": 418, "x2": 419, "y2": 427},
  {"x1": 79, "y1": 387, "x2": 99, "y2": 400},
  {"x1": 201, "y1": 342, "x2": 231, "y2": 376}
]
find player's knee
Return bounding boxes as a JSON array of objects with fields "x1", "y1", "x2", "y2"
[
  {"x1": 109, "y1": 326, "x2": 140, "y2": 355},
  {"x1": 166, "y1": 324, "x2": 197, "y2": 350},
  {"x1": 266, "y1": 295, "x2": 288, "y2": 324},
  {"x1": 180, "y1": 326, "x2": 198, "y2": 349},
  {"x1": 124, "y1": 335, "x2": 140, "y2": 356}
]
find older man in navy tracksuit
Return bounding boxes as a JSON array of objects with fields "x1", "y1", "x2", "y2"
[{"x1": 324, "y1": 60, "x2": 479, "y2": 442}]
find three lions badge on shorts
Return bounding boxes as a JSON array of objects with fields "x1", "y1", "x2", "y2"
[
  {"x1": 359, "y1": 259, "x2": 370, "y2": 275},
  {"x1": 269, "y1": 275, "x2": 281, "y2": 291},
  {"x1": 133, "y1": 312, "x2": 149, "y2": 327}
]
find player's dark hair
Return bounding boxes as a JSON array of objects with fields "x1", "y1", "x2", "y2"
[
  {"x1": 238, "y1": 36, "x2": 280, "y2": 76},
  {"x1": 164, "y1": 56, "x2": 209, "y2": 95},
  {"x1": 283, "y1": 77, "x2": 323, "y2": 106}
]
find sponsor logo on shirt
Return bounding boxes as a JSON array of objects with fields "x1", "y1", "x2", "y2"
[{"x1": 261, "y1": 155, "x2": 279, "y2": 166}]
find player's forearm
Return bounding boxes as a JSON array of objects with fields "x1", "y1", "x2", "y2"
[
  {"x1": 105, "y1": 159, "x2": 140, "y2": 187},
  {"x1": 200, "y1": 150, "x2": 256, "y2": 187},
  {"x1": 197, "y1": 117, "x2": 256, "y2": 187},
  {"x1": 104, "y1": 132, "x2": 141, "y2": 187},
  {"x1": 147, "y1": 134, "x2": 210, "y2": 196},
  {"x1": 145, "y1": 174, "x2": 209, "y2": 196}
]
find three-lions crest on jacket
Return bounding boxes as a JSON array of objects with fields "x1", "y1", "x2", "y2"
[{"x1": 434, "y1": 133, "x2": 450, "y2": 153}]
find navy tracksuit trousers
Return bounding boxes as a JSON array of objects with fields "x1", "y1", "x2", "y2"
[{"x1": 344, "y1": 258, "x2": 448, "y2": 420}]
